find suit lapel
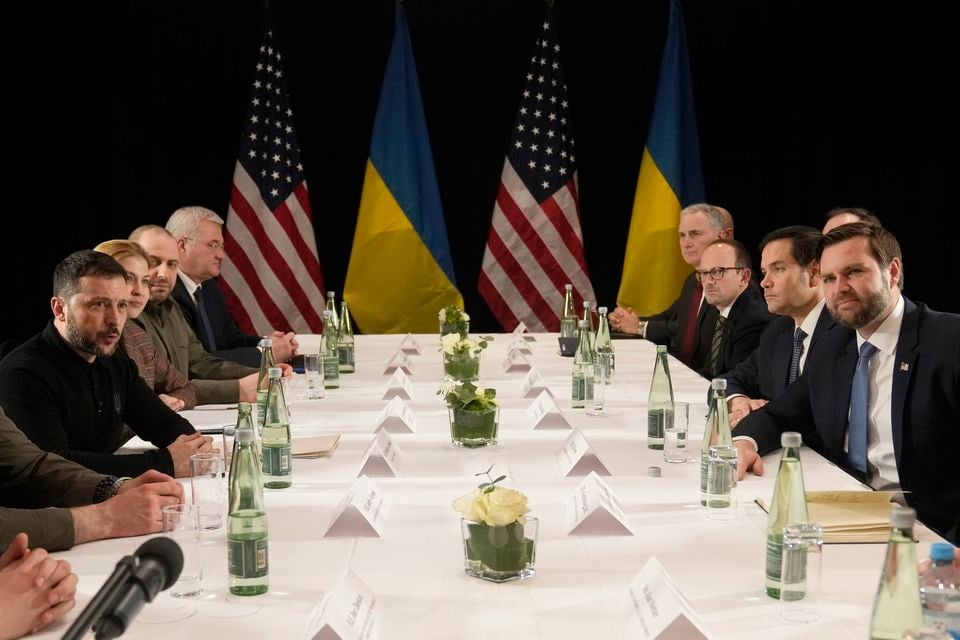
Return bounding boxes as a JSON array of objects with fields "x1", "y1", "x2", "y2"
[
  {"x1": 772, "y1": 325, "x2": 793, "y2": 391},
  {"x1": 891, "y1": 299, "x2": 919, "y2": 470}
]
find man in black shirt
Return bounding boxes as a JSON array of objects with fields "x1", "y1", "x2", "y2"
[{"x1": 0, "y1": 251, "x2": 212, "y2": 477}]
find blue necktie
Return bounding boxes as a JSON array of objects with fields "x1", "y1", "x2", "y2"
[
  {"x1": 195, "y1": 286, "x2": 217, "y2": 352},
  {"x1": 787, "y1": 327, "x2": 807, "y2": 384},
  {"x1": 846, "y1": 341, "x2": 878, "y2": 474}
]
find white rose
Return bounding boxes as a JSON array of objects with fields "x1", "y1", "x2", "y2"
[
  {"x1": 452, "y1": 489, "x2": 487, "y2": 522},
  {"x1": 440, "y1": 333, "x2": 461, "y2": 355},
  {"x1": 480, "y1": 487, "x2": 528, "y2": 526},
  {"x1": 461, "y1": 311, "x2": 470, "y2": 321},
  {"x1": 439, "y1": 308, "x2": 447, "y2": 322}
]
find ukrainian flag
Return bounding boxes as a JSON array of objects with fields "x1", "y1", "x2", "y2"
[
  {"x1": 344, "y1": 6, "x2": 462, "y2": 333},
  {"x1": 617, "y1": 0, "x2": 705, "y2": 316}
]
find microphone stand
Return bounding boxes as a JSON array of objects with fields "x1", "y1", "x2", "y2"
[{"x1": 61, "y1": 556, "x2": 136, "y2": 640}]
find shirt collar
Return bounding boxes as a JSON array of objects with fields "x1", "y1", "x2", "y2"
[
  {"x1": 178, "y1": 270, "x2": 201, "y2": 297},
  {"x1": 798, "y1": 299, "x2": 826, "y2": 335},
  {"x1": 856, "y1": 295, "x2": 904, "y2": 357}
]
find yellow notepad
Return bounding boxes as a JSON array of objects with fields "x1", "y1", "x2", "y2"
[
  {"x1": 755, "y1": 491, "x2": 911, "y2": 543},
  {"x1": 292, "y1": 434, "x2": 341, "y2": 458}
]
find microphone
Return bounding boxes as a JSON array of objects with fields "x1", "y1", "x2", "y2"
[{"x1": 62, "y1": 537, "x2": 183, "y2": 640}]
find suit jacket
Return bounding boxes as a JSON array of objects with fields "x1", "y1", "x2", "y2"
[
  {"x1": 736, "y1": 299, "x2": 960, "y2": 542},
  {"x1": 698, "y1": 289, "x2": 774, "y2": 379},
  {"x1": 172, "y1": 277, "x2": 261, "y2": 368},
  {"x1": 1, "y1": 408, "x2": 108, "y2": 552},
  {"x1": 723, "y1": 306, "x2": 839, "y2": 401},
  {"x1": 135, "y1": 299, "x2": 256, "y2": 404}
]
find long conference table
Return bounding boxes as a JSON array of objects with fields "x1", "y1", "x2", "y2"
[{"x1": 37, "y1": 333, "x2": 944, "y2": 639}]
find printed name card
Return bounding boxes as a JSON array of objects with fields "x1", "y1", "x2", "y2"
[
  {"x1": 399, "y1": 332, "x2": 421, "y2": 355},
  {"x1": 323, "y1": 476, "x2": 389, "y2": 538},
  {"x1": 565, "y1": 471, "x2": 633, "y2": 536},
  {"x1": 381, "y1": 369, "x2": 415, "y2": 401},
  {"x1": 511, "y1": 321, "x2": 536, "y2": 342},
  {"x1": 519, "y1": 369, "x2": 552, "y2": 399},
  {"x1": 525, "y1": 390, "x2": 571, "y2": 430},
  {"x1": 382, "y1": 351, "x2": 414, "y2": 376},
  {"x1": 509, "y1": 336, "x2": 533, "y2": 355},
  {"x1": 304, "y1": 571, "x2": 382, "y2": 640},
  {"x1": 558, "y1": 429, "x2": 611, "y2": 477},
  {"x1": 502, "y1": 350, "x2": 531, "y2": 373},
  {"x1": 357, "y1": 431, "x2": 403, "y2": 478},
  {"x1": 373, "y1": 397, "x2": 417, "y2": 433},
  {"x1": 625, "y1": 558, "x2": 711, "y2": 640}
]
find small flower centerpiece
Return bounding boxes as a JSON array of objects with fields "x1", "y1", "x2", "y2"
[
  {"x1": 438, "y1": 380, "x2": 500, "y2": 447},
  {"x1": 453, "y1": 466, "x2": 538, "y2": 582},
  {"x1": 439, "y1": 333, "x2": 493, "y2": 382},
  {"x1": 439, "y1": 305, "x2": 470, "y2": 338}
]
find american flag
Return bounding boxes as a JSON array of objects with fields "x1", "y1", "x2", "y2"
[
  {"x1": 478, "y1": 15, "x2": 595, "y2": 332},
  {"x1": 221, "y1": 26, "x2": 326, "y2": 335}
]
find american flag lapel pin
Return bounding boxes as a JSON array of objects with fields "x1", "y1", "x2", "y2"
[{"x1": 899, "y1": 362, "x2": 910, "y2": 372}]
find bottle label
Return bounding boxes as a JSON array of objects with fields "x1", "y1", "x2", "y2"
[
  {"x1": 337, "y1": 346, "x2": 355, "y2": 367},
  {"x1": 229, "y1": 536, "x2": 269, "y2": 578},
  {"x1": 572, "y1": 376, "x2": 585, "y2": 401},
  {"x1": 323, "y1": 358, "x2": 340, "y2": 379},
  {"x1": 647, "y1": 407, "x2": 672, "y2": 439},
  {"x1": 765, "y1": 533, "x2": 783, "y2": 588},
  {"x1": 262, "y1": 446, "x2": 291, "y2": 476}
]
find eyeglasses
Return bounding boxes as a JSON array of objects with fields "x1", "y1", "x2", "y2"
[
  {"x1": 694, "y1": 266, "x2": 744, "y2": 282},
  {"x1": 186, "y1": 238, "x2": 225, "y2": 252}
]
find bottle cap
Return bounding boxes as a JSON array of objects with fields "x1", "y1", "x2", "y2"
[
  {"x1": 237, "y1": 402, "x2": 251, "y2": 414},
  {"x1": 711, "y1": 378, "x2": 727, "y2": 390},
  {"x1": 583, "y1": 301, "x2": 590, "y2": 308},
  {"x1": 598, "y1": 306, "x2": 607, "y2": 314},
  {"x1": 890, "y1": 506, "x2": 916, "y2": 529},
  {"x1": 268, "y1": 367, "x2": 282, "y2": 378},
  {"x1": 328, "y1": 291, "x2": 336, "y2": 297},
  {"x1": 647, "y1": 466, "x2": 661, "y2": 477},
  {"x1": 930, "y1": 542, "x2": 956, "y2": 563},
  {"x1": 565, "y1": 284, "x2": 573, "y2": 291},
  {"x1": 578, "y1": 319, "x2": 589, "y2": 328},
  {"x1": 258, "y1": 338, "x2": 271, "y2": 348},
  {"x1": 781, "y1": 432, "x2": 802, "y2": 447}
]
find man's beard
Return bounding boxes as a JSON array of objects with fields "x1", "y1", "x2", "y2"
[
  {"x1": 65, "y1": 314, "x2": 119, "y2": 358},
  {"x1": 831, "y1": 285, "x2": 890, "y2": 329}
]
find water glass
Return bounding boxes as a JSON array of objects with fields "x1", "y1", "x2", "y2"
[
  {"x1": 779, "y1": 522, "x2": 824, "y2": 623},
  {"x1": 705, "y1": 444, "x2": 738, "y2": 519},
  {"x1": 190, "y1": 452, "x2": 225, "y2": 530},
  {"x1": 663, "y1": 401, "x2": 689, "y2": 463},
  {"x1": 304, "y1": 353, "x2": 325, "y2": 399},
  {"x1": 161, "y1": 504, "x2": 203, "y2": 597},
  {"x1": 585, "y1": 362, "x2": 606, "y2": 416}
]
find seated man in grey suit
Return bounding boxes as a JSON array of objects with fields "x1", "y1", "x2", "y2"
[
  {"x1": 734, "y1": 223, "x2": 960, "y2": 542},
  {"x1": 723, "y1": 226, "x2": 844, "y2": 425},
  {"x1": 165, "y1": 206, "x2": 297, "y2": 368}
]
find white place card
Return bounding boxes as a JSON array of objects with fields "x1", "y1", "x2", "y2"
[
  {"x1": 502, "y1": 350, "x2": 531, "y2": 373},
  {"x1": 558, "y1": 429, "x2": 611, "y2": 477},
  {"x1": 519, "y1": 369, "x2": 552, "y2": 399},
  {"x1": 399, "y1": 332, "x2": 421, "y2": 355},
  {"x1": 304, "y1": 571, "x2": 382, "y2": 640},
  {"x1": 509, "y1": 337, "x2": 533, "y2": 355},
  {"x1": 357, "y1": 431, "x2": 403, "y2": 478},
  {"x1": 565, "y1": 471, "x2": 633, "y2": 536},
  {"x1": 625, "y1": 557, "x2": 711, "y2": 640},
  {"x1": 374, "y1": 397, "x2": 417, "y2": 433},
  {"x1": 511, "y1": 321, "x2": 536, "y2": 342},
  {"x1": 381, "y1": 369, "x2": 415, "y2": 401},
  {"x1": 525, "y1": 390, "x2": 571, "y2": 430},
  {"x1": 383, "y1": 351, "x2": 414, "y2": 376},
  {"x1": 323, "y1": 476, "x2": 390, "y2": 538}
]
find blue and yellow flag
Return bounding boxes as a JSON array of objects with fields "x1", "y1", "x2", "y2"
[
  {"x1": 617, "y1": 0, "x2": 705, "y2": 316},
  {"x1": 344, "y1": 6, "x2": 462, "y2": 333}
]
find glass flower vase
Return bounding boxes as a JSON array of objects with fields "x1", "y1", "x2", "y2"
[
  {"x1": 448, "y1": 405, "x2": 499, "y2": 448},
  {"x1": 442, "y1": 351, "x2": 481, "y2": 382},
  {"x1": 439, "y1": 320, "x2": 469, "y2": 338},
  {"x1": 461, "y1": 517, "x2": 538, "y2": 583}
]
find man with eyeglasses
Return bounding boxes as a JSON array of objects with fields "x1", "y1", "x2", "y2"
[
  {"x1": 166, "y1": 207, "x2": 298, "y2": 368},
  {"x1": 694, "y1": 239, "x2": 773, "y2": 379}
]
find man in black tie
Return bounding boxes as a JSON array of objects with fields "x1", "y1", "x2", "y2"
[
  {"x1": 165, "y1": 207, "x2": 297, "y2": 367},
  {"x1": 734, "y1": 223, "x2": 960, "y2": 542},
  {"x1": 694, "y1": 239, "x2": 773, "y2": 379},
  {"x1": 723, "y1": 226, "x2": 845, "y2": 425}
]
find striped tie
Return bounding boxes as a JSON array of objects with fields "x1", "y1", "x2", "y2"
[
  {"x1": 710, "y1": 314, "x2": 726, "y2": 376},
  {"x1": 787, "y1": 327, "x2": 807, "y2": 384}
]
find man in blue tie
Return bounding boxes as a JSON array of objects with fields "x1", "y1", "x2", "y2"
[{"x1": 733, "y1": 222, "x2": 960, "y2": 542}]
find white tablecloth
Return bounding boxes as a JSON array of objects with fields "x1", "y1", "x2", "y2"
[{"x1": 40, "y1": 333, "x2": 942, "y2": 639}]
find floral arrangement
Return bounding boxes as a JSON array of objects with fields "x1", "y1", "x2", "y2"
[
  {"x1": 439, "y1": 333, "x2": 492, "y2": 358},
  {"x1": 453, "y1": 465, "x2": 529, "y2": 526},
  {"x1": 438, "y1": 380, "x2": 499, "y2": 412},
  {"x1": 438, "y1": 305, "x2": 470, "y2": 324}
]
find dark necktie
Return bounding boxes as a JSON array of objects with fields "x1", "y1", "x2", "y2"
[
  {"x1": 194, "y1": 286, "x2": 217, "y2": 352},
  {"x1": 679, "y1": 282, "x2": 703, "y2": 364},
  {"x1": 787, "y1": 327, "x2": 807, "y2": 384},
  {"x1": 709, "y1": 314, "x2": 726, "y2": 377},
  {"x1": 846, "y1": 341, "x2": 878, "y2": 474}
]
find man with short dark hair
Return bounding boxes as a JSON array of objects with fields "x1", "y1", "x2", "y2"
[
  {"x1": 0, "y1": 250, "x2": 211, "y2": 478},
  {"x1": 734, "y1": 223, "x2": 960, "y2": 542},
  {"x1": 822, "y1": 206, "x2": 881, "y2": 234}
]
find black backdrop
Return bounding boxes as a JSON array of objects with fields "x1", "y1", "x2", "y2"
[{"x1": 7, "y1": 0, "x2": 954, "y2": 343}]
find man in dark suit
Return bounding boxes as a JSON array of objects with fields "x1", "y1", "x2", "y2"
[
  {"x1": 723, "y1": 226, "x2": 844, "y2": 423},
  {"x1": 609, "y1": 203, "x2": 734, "y2": 371},
  {"x1": 734, "y1": 223, "x2": 960, "y2": 542},
  {"x1": 694, "y1": 239, "x2": 773, "y2": 378},
  {"x1": 165, "y1": 206, "x2": 297, "y2": 367}
]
